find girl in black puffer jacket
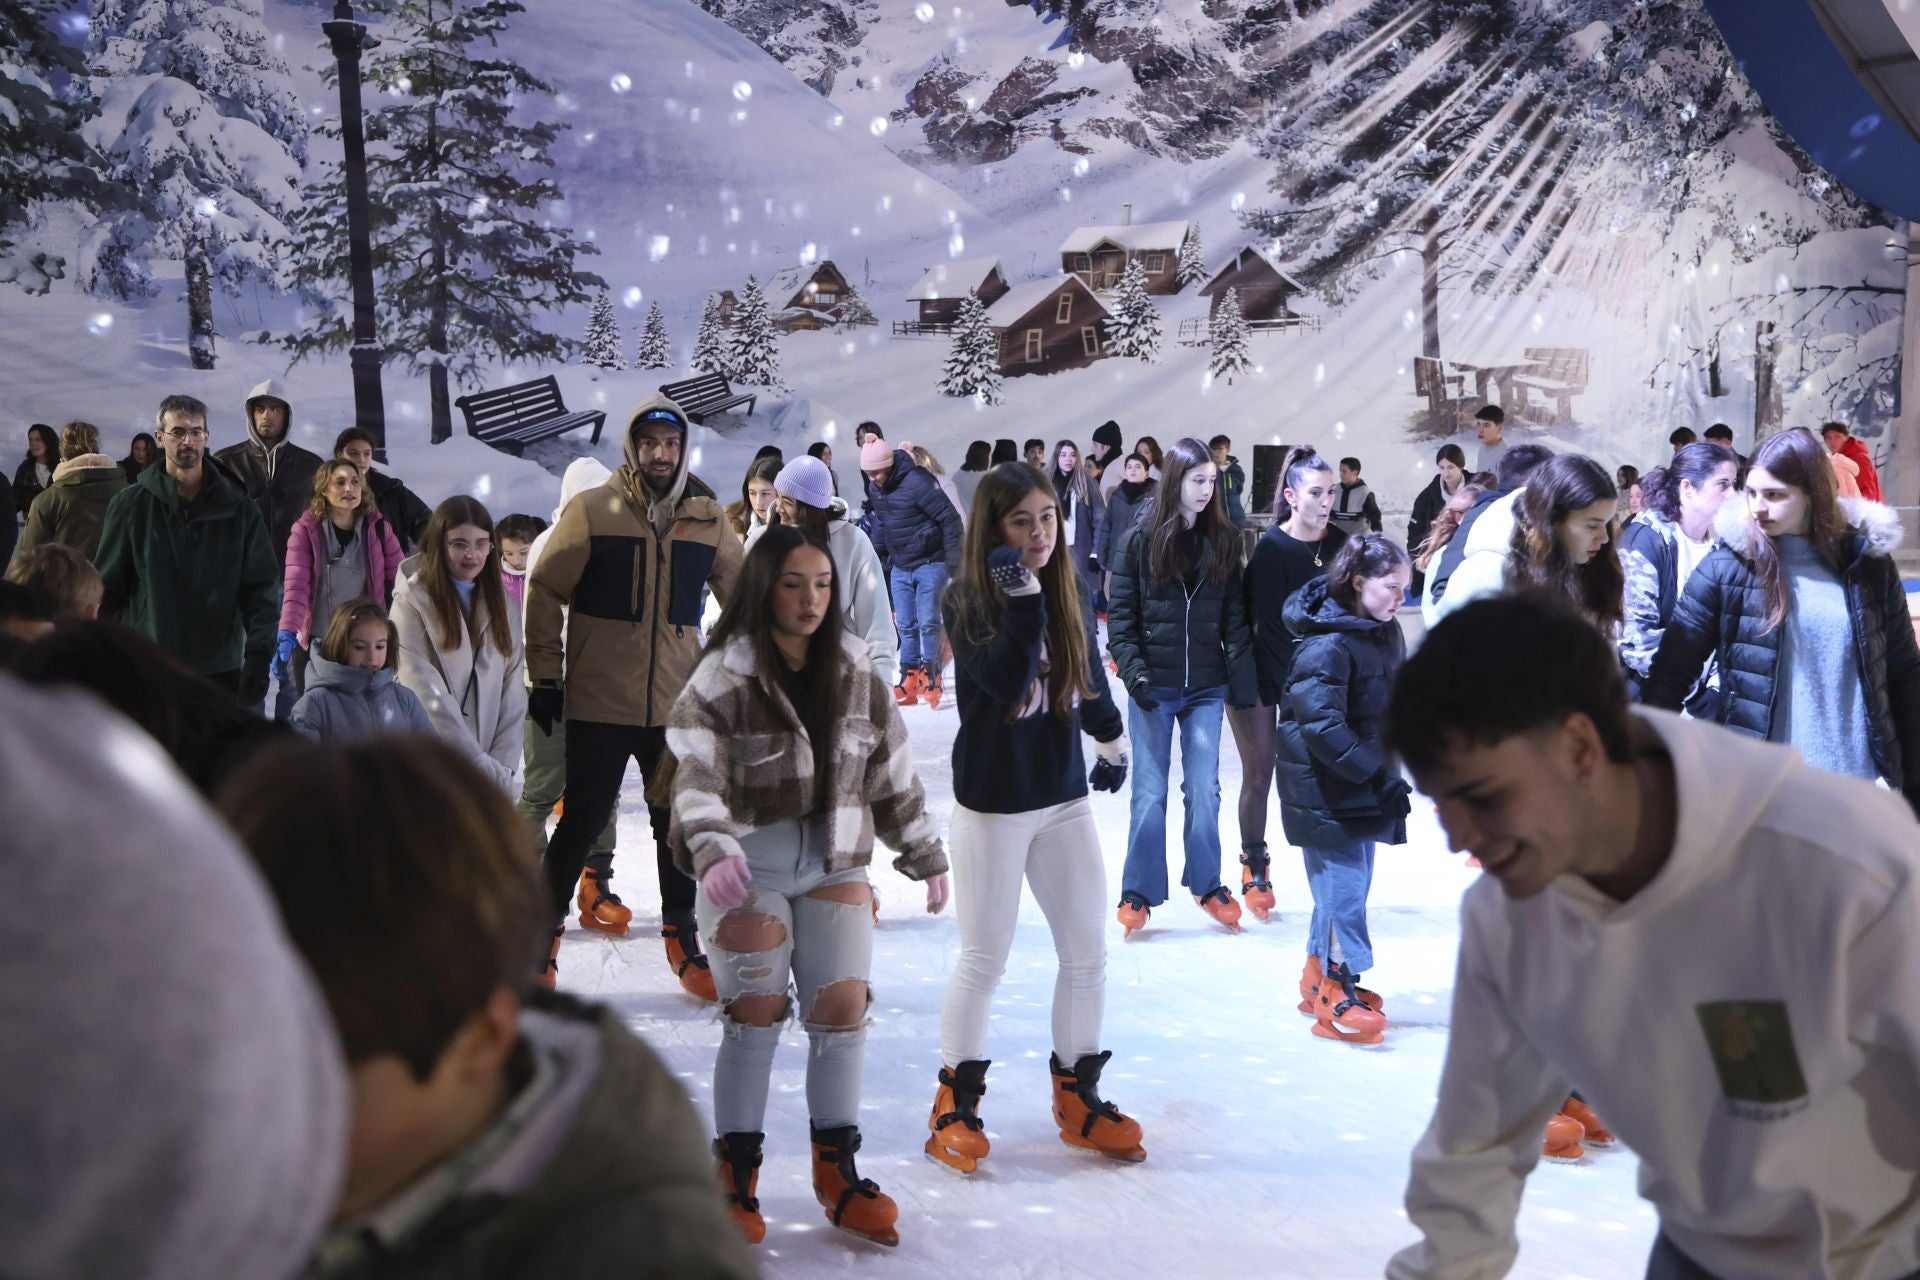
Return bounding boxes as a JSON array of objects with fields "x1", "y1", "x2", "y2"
[
  {"x1": 1107, "y1": 437, "x2": 1256, "y2": 935},
  {"x1": 1643, "y1": 427, "x2": 1920, "y2": 816},
  {"x1": 1275, "y1": 535, "x2": 1412, "y2": 1045}
]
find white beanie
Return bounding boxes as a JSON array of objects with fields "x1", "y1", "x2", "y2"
[{"x1": 775, "y1": 455, "x2": 835, "y2": 510}]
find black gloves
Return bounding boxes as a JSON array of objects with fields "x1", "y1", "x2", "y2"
[
  {"x1": 1376, "y1": 774, "x2": 1413, "y2": 817},
  {"x1": 1089, "y1": 756, "x2": 1128, "y2": 793},
  {"x1": 240, "y1": 650, "x2": 271, "y2": 711},
  {"x1": 1129, "y1": 681, "x2": 1159, "y2": 713},
  {"x1": 529, "y1": 685, "x2": 564, "y2": 736}
]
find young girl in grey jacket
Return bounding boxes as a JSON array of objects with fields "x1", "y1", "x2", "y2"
[{"x1": 290, "y1": 599, "x2": 434, "y2": 742}]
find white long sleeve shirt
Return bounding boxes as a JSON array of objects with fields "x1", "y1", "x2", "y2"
[{"x1": 1389, "y1": 710, "x2": 1920, "y2": 1280}]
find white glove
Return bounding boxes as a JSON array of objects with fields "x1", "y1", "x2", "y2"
[{"x1": 1094, "y1": 734, "x2": 1129, "y2": 766}]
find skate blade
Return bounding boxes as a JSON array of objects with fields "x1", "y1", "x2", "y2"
[
  {"x1": 1311, "y1": 1020, "x2": 1384, "y2": 1046},
  {"x1": 1541, "y1": 1150, "x2": 1585, "y2": 1164},
  {"x1": 1059, "y1": 1133, "x2": 1148, "y2": 1163},
  {"x1": 827, "y1": 1217, "x2": 899, "y2": 1247},
  {"x1": 923, "y1": 1136, "x2": 980, "y2": 1175},
  {"x1": 575, "y1": 917, "x2": 630, "y2": 937},
  {"x1": 1576, "y1": 1136, "x2": 1617, "y2": 1151}
]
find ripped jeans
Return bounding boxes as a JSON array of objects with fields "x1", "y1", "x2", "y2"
[{"x1": 696, "y1": 819, "x2": 875, "y2": 1134}]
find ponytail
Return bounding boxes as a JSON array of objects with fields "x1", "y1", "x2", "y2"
[{"x1": 1271, "y1": 445, "x2": 1333, "y2": 521}]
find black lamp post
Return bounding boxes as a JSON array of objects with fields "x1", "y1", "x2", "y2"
[{"x1": 323, "y1": 0, "x2": 388, "y2": 458}]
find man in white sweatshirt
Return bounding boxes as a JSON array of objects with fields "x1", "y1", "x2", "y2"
[{"x1": 1383, "y1": 592, "x2": 1920, "y2": 1280}]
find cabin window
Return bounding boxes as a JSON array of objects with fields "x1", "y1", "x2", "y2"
[
  {"x1": 1144, "y1": 253, "x2": 1167, "y2": 273},
  {"x1": 1056, "y1": 293, "x2": 1073, "y2": 324},
  {"x1": 1025, "y1": 329, "x2": 1044, "y2": 362},
  {"x1": 1081, "y1": 326, "x2": 1100, "y2": 356},
  {"x1": 1075, "y1": 254, "x2": 1092, "y2": 274}
]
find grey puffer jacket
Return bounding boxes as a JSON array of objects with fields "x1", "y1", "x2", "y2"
[
  {"x1": 290, "y1": 651, "x2": 437, "y2": 742},
  {"x1": 1642, "y1": 497, "x2": 1920, "y2": 815}
]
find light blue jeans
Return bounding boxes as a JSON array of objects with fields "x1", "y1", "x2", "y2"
[
  {"x1": 1303, "y1": 838, "x2": 1377, "y2": 974},
  {"x1": 889, "y1": 561, "x2": 947, "y2": 670},
  {"x1": 1120, "y1": 685, "x2": 1226, "y2": 905}
]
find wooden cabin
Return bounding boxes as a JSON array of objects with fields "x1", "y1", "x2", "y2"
[
  {"x1": 905, "y1": 256, "x2": 1010, "y2": 326},
  {"x1": 1057, "y1": 218, "x2": 1192, "y2": 295},
  {"x1": 984, "y1": 275, "x2": 1111, "y2": 377},
  {"x1": 761, "y1": 260, "x2": 855, "y2": 332},
  {"x1": 707, "y1": 289, "x2": 738, "y2": 328},
  {"x1": 1199, "y1": 245, "x2": 1308, "y2": 322}
]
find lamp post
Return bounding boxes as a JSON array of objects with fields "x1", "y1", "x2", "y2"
[{"x1": 323, "y1": 0, "x2": 388, "y2": 458}]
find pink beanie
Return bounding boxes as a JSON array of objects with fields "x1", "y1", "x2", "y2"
[{"x1": 859, "y1": 438, "x2": 893, "y2": 470}]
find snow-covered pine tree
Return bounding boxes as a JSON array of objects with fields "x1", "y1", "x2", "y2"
[
  {"x1": 635, "y1": 301, "x2": 671, "y2": 369},
  {"x1": 1176, "y1": 223, "x2": 1206, "y2": 290},
  {"x1": 840, "y1": 288, "x2": 877, "y2": 327},
  {"x1": 1208, "y1": 288, "x2": 1252, "y2": 385},
  {"x1": 692, "y1": 295, "x2": 729, "y2": 375},
  {"x1": 82, "y1": 0, "x2": 309, "y2": 368},
  {"x1": 582, "y1": 289, "x2": 625, "y2": 371},
  {"x1": 939, "y1": 291, "x2": 1002, "y2": 405},
  {"x1": 1105, "y1": 258, "x2": 1162, "y2": 362},
  {"x1": 727, "y1": 275, "x2": 782, "y2": 388},
  {"x1": 1, "y1": 0, "x2": 116, "y2": 293},
  {"x1": 281, "y1": 0, "x2": 602, "y2": 441}
]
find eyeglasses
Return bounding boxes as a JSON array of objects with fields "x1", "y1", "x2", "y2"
[{"x1": 159, "y1": 427, "x2": 209, "y2": 442}]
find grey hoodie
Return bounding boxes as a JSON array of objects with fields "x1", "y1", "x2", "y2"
[
  {"x1": 0, "y1": 675, "x2": 347, "y2": 1279},
  {"x1": 290, "y1": 650, "x2": 437, "y2": 742}
]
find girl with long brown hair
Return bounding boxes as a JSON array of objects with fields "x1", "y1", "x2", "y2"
[
  {"x1": 390, "y1": 495, "x2": 526, "y2": 797},
  {"x1": 927, "y1": 461, "x2": 1143, "y2": 1176},
  {"x1": 724, "y1": 455, "x2": 781, "y2": 541},
  {"x1": 1439, "y1": 453, "x2": 1623, "y2": 631}
]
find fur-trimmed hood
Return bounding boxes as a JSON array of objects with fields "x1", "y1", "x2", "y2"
[
  {"x1": 1713, "y1": 494, "x2": 1904, "y2": 562},
  {"x1": 51, "y1": 452, "x2": 123, "y2": 484}
]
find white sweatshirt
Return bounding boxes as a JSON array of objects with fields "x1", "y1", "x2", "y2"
[{"x1": 1389, "y1": 709, "x2": 1920, "y2": 1280}]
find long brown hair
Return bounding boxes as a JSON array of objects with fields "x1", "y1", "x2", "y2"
[
  {"x1": 1142, "y1": 436, "x2": 1241, "y2": 586},
  {"x1": 1051, "y1": 439, "x2": 1094, "y2": 509},
  {"x1": 316, "y1": 598, "x2": 397, "y2": 669},
  {"x1": 948, "y1": 462, "x2": 1096, "y2": 721},
  {"x1": 725, "y1": 455, "x2": 782, "y2": 539},
  {"x1": 1745, "y1": 427, "x2": 1852, "y2": 631},
  {"x1": 307, "y1": 457, "x2": 369, "y2": 523},
  {"x1": 1416, "y1": 473, "x2": 1495, "y2": 567},
  {"x1": 417, "y1": 496, "x2": 513, "y2": 657},
  {"x1": 1503, "y1": 454, "x2": 1623, "y2": 629}
]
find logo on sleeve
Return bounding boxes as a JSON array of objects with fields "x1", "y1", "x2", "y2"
[{"x1": 1695, "y1": 1001, "x2": 1809, "y2": 1120}]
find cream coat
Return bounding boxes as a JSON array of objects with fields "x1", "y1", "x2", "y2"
[{"x1": 391, "y1": 554, "x2": 527, "y2": 798}]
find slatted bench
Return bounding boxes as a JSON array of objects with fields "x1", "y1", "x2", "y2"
[
  {"x1": 658, "y1": 372, "x2": 757, "y2": 425},
  {"x1": 454, "y1": 375, "x2": 604, "y2": 456},
  {"x1": 1511, "y1": 347, "x2": 1590, "y2": 423}
]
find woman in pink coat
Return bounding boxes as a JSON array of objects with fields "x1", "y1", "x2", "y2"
[{"x1": 273, "y1": 457, "x2": 405, "y2": 695}]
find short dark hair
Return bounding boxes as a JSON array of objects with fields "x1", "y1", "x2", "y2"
[
  {"x1": 1435, "y1": 443, "x2": 1467, "y2": 468},
  {"x1": 333, "y1": 426, "x2": 376, "y2": 454},
  {"x1": 495, "y1": 513, "x2": 547, "y2": 545},
  {"x1": 1474, "y1": 405, "x2": 1504, "y2": 425},
  {"x1": 1385, "y1": 592, "x2": 1634, "y2": 777},
  {"x1": 1208, "y1": 434, "x2": 1231, "y2": 450},
  {"x1": 1820, "y1": 421, "x2": 1849, "y2": 438},
  {"x1": 1339, "y1": 456, "x2": 1361, "y2": 473},
  {"x1": 217, "y1": 737, "x2": 548, "y2": 1080},
  {"x1": 752, "y1": 444, "x2": 784, "y2": 466},
  {"x1": 1668, "y1": 427, "x2": 1697, "y2": 447},
  {"x1": 1703, "y1": 424, "x2": 1734, "y2": 443},
  {"x1": 855, "y1": 421, "x2": 882, "y2": 443},
  {"x1": 1497, "y1": 443, "x2": 1553, "y2": 491},
  {"x1": 155, "y1": 394, "x2": 207, "y2": 427},
  {"x1": 1024, "y1": 438, "x2": 1045, "y2": 453}
]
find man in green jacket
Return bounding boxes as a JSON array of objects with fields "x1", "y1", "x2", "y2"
[{"x1": 94, "y1": 394, "x2": 281, "y2": 703}]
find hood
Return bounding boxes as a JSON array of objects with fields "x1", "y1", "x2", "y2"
[
  {"x1": 302, "y1": 650, "x2": 397, "y2": 695},
  {"x1": 1282, "y1": 574, "x2": 1398, "y2": 638},
  {"x1": 1115, "y1": 478, "x2": 1152, "y2": 504},
  {"x1": 621, "y1": 394, "x2": 693, "y2": 530},
  {"x1": 1459, "y1": 487, "x2": 1521, "y2": 558},
  {"x1": 243, "y1": 377, "x2": 294, "y2": 453},
  {"x1": 553, "y1": 455, "x2": 613, "y2": 524},
  {"x1": 52, "y1": 453, "x2": 126, "y2": 485},
  {"x1": 133, "y1": 451, "x2": 247, "y2": 510},
  {"x1": 827, "y1": 496, "x2": 851, "y2": 523},
  {"x1": 1712, "y1": 494, "x2": 1903, "y2": 562}
]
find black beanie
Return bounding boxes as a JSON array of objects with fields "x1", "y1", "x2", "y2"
[{"x1": 1091, "y1": 420, "x2": 1123, "y2": 464}]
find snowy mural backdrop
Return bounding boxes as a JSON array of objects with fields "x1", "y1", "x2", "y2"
[{"x1": 0, "y1": 0, "x2": 1902, "y2": 519}]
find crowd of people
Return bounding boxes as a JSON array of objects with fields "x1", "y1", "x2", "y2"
[{"x1": 3, "y1": 388, "x2": 1918, "y2": 1280}]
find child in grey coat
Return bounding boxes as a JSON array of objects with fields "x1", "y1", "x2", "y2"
[{"x1": 291, "y1": 599, "x2": 434, "y2": 742}]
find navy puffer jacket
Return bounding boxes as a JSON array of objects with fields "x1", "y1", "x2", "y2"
[
  {"x1": 1642, "y1": 497, "x2": 1920, "y2": 815},
  {"x1": 1274, "y1": 577, "x2": 1411, "y2": 849},
  {"x1": 861, "y1": 449, "x2": 963, "y2": 572},
  {"x1": 1106, "y1": 522, "x2": 1256, "y2": 705}
]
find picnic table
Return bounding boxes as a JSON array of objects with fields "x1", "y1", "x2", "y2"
[{"x1": 1447, "y1": 353, "x2": 1537, "y2": 411}]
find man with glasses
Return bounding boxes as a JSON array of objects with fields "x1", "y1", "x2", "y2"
[{"x1": 95, "y1": 394, "x2": 281, "y2": 702}]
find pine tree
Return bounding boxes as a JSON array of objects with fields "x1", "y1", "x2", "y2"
[
  {"x1": 1105, "y1": 258, "x2": 1162, "y2": 362},
  {"x1": 840, "y1": 287, "x2": 877, "y2": 327},
  {"x1": 692, "y1": 294, "x2": 729, "y2": 375},
  {"x1": 727, "y1": 275, "x2": 783, "y2": 388},
  {"x1": 1, "y1": 0, "x2": 116, "y2": 293},
  {"x1": 940, "y1": 291, "x2": 1003, "y2": 405},
  {"x1": 281, "y1": 0, "x2": 603, "y2": 441},
  {"x1": 1176, "y1": 223, "x2": 1206, "y2": 290},
  {"x1": 1208, "y1": 288, "x2": 1252, "y2": 385},
  {"x1": 582, "y1": 289, "x2": 625, "y2": 370},
  {"x1": 634, "y1": 301, "x2": 671, "y2": 369},
  {"x1": 82, "y1": 0, "x2": 309, "y2": 368}
]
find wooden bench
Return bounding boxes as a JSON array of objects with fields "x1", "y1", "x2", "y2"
[
  {"x1": 658, "y1": 372, "x2": 757, "y2": 425},
  {"x1": 1512, "y1": 346, "x2": 1590, "y2": 423},
  {"x1": 1413, "y1": 355, "x2": 1472, "y2": 426},
  {"x1": 454, "y1": 375, "x2": 604, "y2": 457}
]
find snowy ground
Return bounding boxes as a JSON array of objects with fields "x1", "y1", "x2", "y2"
[{"x1": 554, "y1": 662, "x2": 1660, "y2": 1280}]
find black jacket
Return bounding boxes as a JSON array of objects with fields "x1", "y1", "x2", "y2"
[
  {"x1": 1642, "y1": 498, "x2": 1920, "y2": 815},
  {"x1": 1246, "y1": 522, "x2": 1347, "y2": 705},
  {"x1": 1107, "y1": 523, "x2": 1256, "y2": 705},
  {"x1": 214, "y1": 432, "x2": 324, "y2": 568},
  {"x1": 13, "y1": 456, "x2": 50, "y2": 515},
  {"x1": 1274, "y1": 577, "x2": 1411, "y2": 849},
  {"x1": 0, "y1": 465, "x2": 16, "y2": 569},
  {"x1": 368, "y1": 468, "x2": 433, "y2": 554},
  {"x1": 1407, "y1": 475, "x2": 1453, "y2": 566}
]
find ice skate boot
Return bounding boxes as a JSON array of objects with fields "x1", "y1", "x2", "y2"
[
  {"x1": 714, "y1": 1131, "x2": 766, "y2": 1244},
  {"x1": 1049, "y1": 1051, "x2": 1146, "y2": 1162},
  {"x1": 1239, "y1": 845, "x2": 1275, "y2": 922},
  {"x1": 1310, "y1": 961, "x2": 1387, "y2": 1044},
  {"x1": 1541, "y1": 1113, "x2": 1586, "y2": 1163},
  {"x1": 893, "y1": 667, "x2": 924, "y2": 707},
  {"x1": 1297, "y1": 953, "x2": 1384, "y2": 1016},
  {"x1": 535, "y1": 924, "x2": 563, "y2": 991},
  {"x1": 1195, "y1": 886, "x2": 1243, "y2": 931},
  {"x1": 1559, "y1": 1094, "x2": 1616, "y2": 1149},
  {"x1": 811, "y1": 1123, "x2": 899, "y2": 1246},
  {"x1": 1116, "y1": 895, "x2": 1149, "y2": 937},
  {"x1": 922, "y1": 664, "x2": 944, "y2": 710},
  {"x1": 924, "y1": 1059, "x2": 991, "y2": 1174},
  {"x1": 576, "y1": 868, "x2": 632, "y2": 935},
  {"x1": 661, "y1": 917, "x2": 717, "y2": 1003}
]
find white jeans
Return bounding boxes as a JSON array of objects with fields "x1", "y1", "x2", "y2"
[{"x1": 939, "y1": 797, "x2": 1108, "y2": 1066}]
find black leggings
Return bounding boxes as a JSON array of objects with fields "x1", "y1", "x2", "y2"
[
  {"x1": 539, "y1": 720, "x2": 694, "y2": 925},
  {"x1": 1225, "y1": 703, "x2": 1278, "y2": 852}
]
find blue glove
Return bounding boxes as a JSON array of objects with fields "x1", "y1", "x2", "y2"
[{"x1": 271, "y1": 629, "x2": 299, "y2": 682}]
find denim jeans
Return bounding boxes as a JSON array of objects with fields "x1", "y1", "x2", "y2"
[
  {"x1": 889, "y1": 561, "x2": 947, "y2": 671},
  {"x1": 1121, "y1": 685, "x2": 1226, "y2": 905},
  {"x1": 1303, "y1": 839, "x2": 1377, "y2": 974}
]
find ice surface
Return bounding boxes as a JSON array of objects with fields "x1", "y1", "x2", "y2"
[{"x1": 555, "y1": 687, "x2": 1658, "y2": 1279}]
